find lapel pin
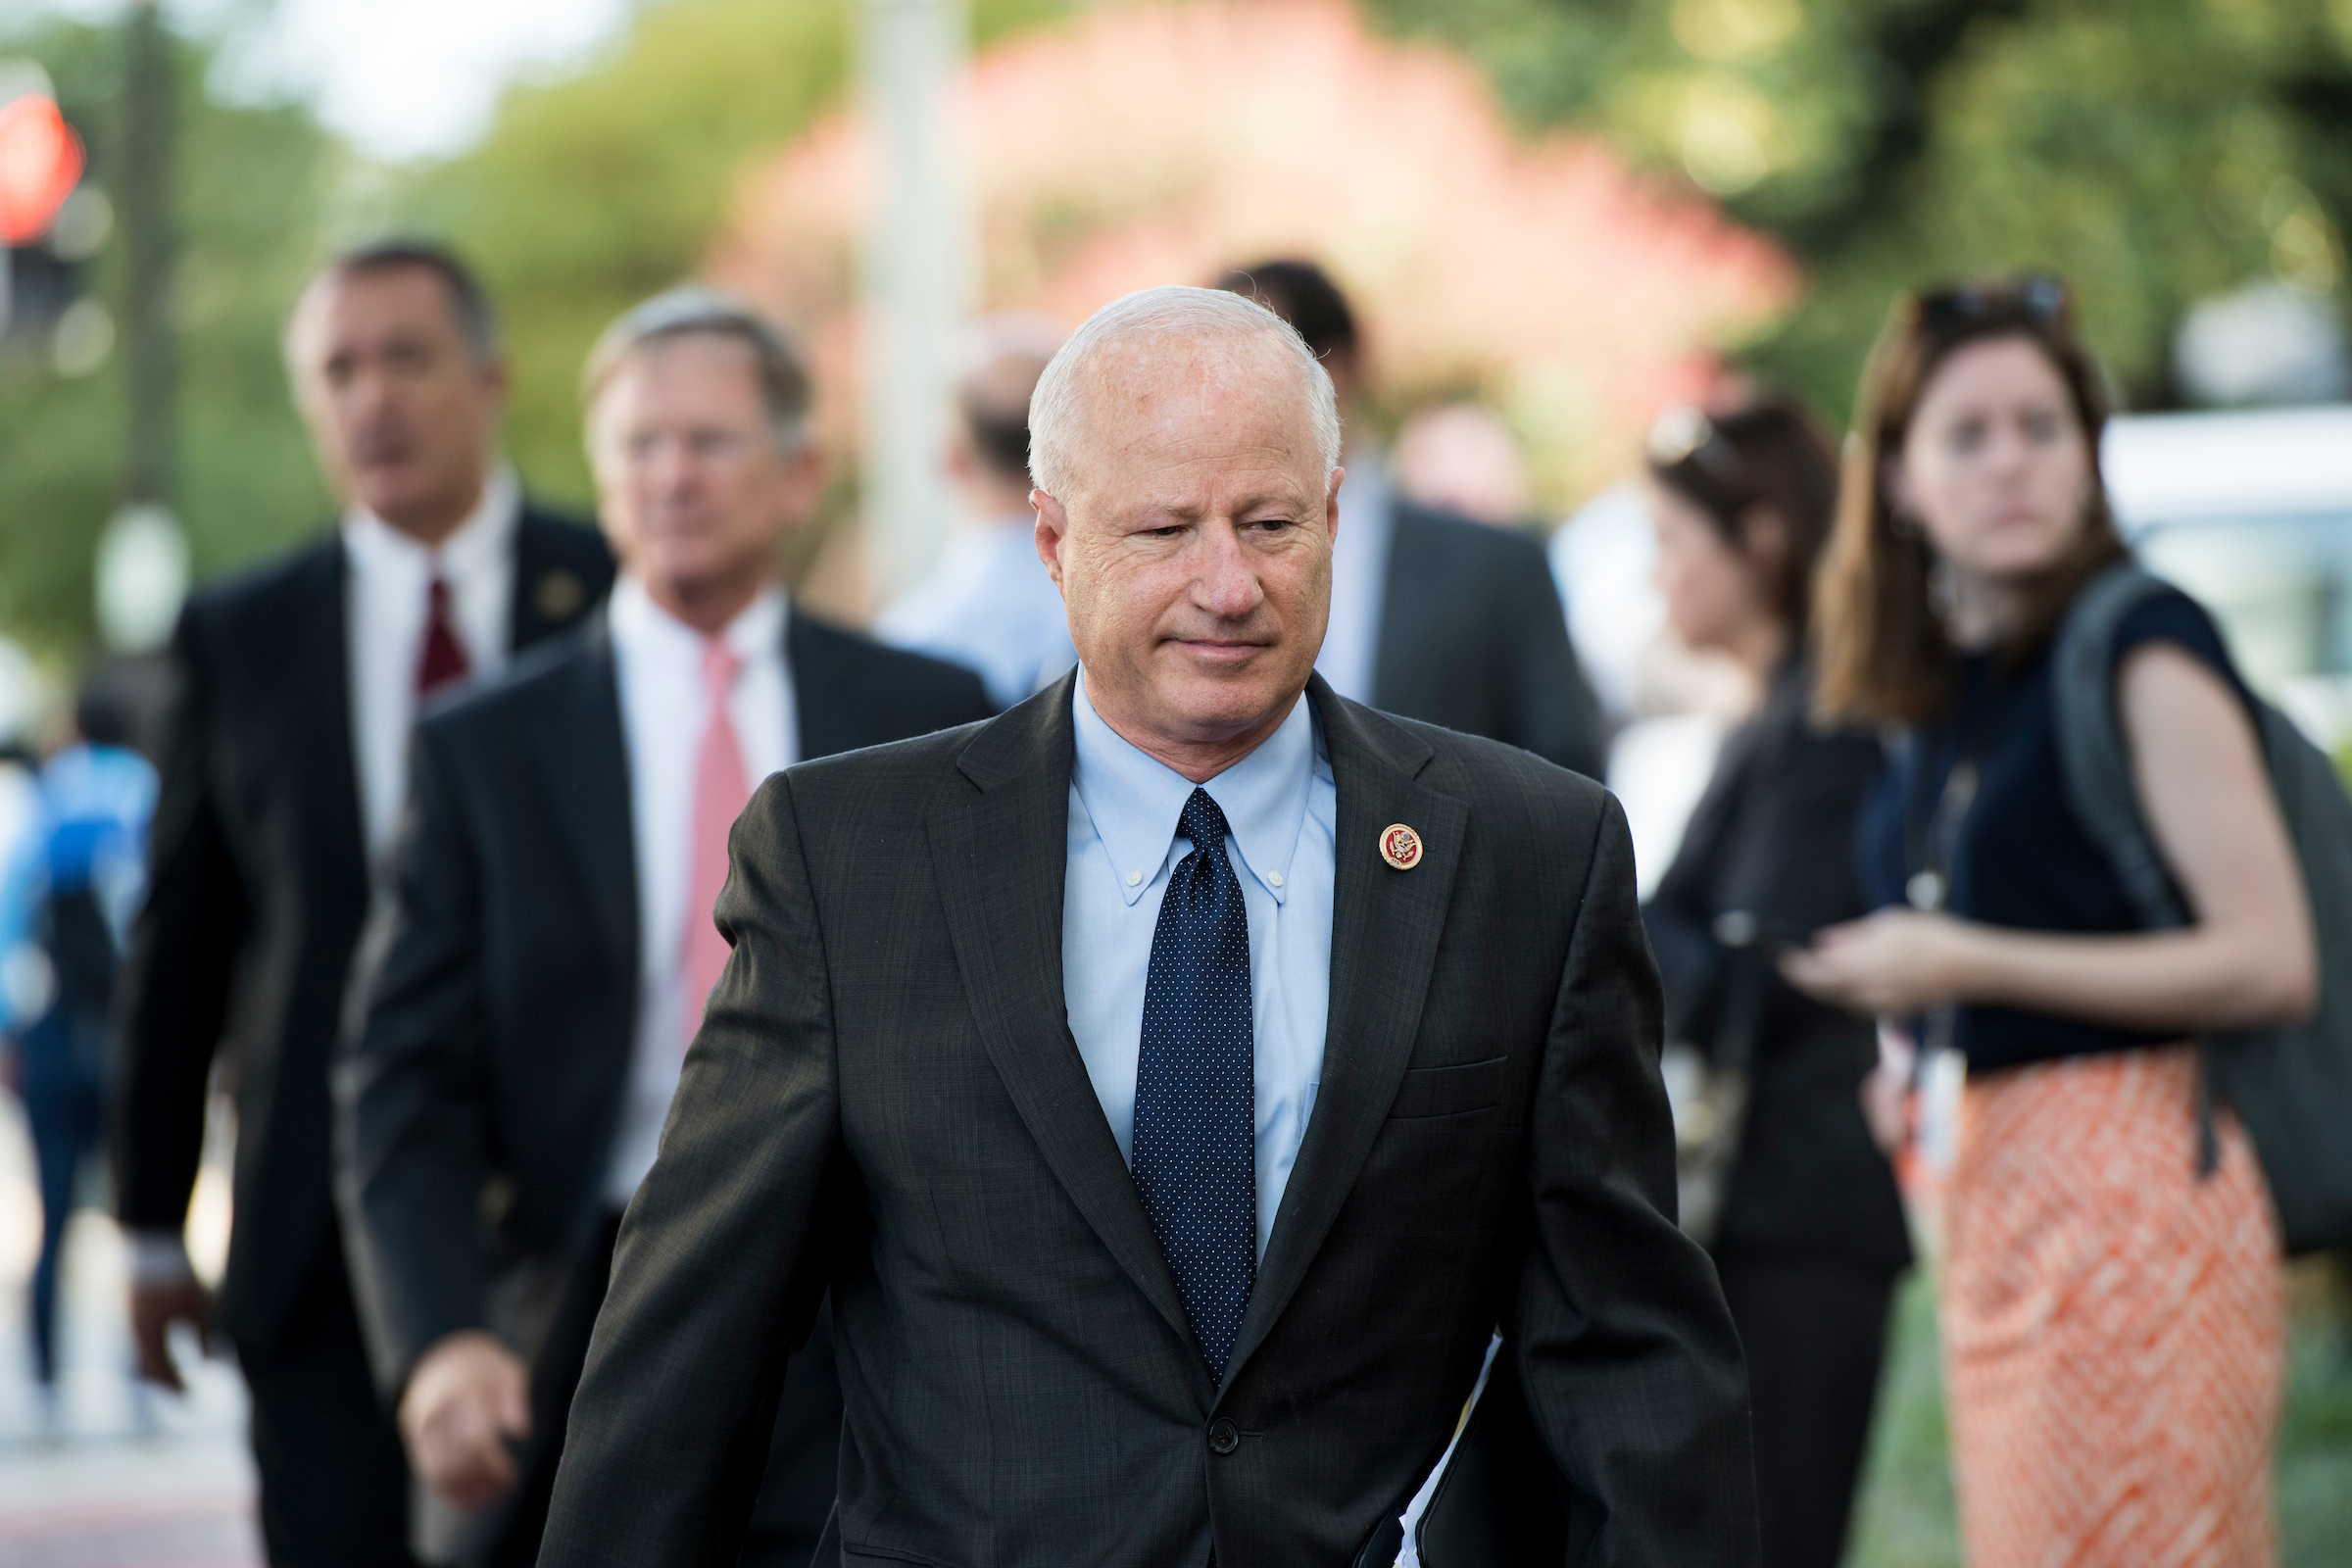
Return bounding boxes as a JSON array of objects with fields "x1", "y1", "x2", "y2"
[
  {"x1": 535, "y1": 568, "x2": 585, "y2": 620},
  {"x1": 1379, "y1": 823, "x2": 1423, "y2": 871}
]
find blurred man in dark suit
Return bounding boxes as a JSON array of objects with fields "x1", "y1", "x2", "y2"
[
  {"x1": 113, "y1": 241, "x2": 613, "y2": 1567},
  {"x1": 1215, "y1": 259, "x2": 1606, "y2": 779},
  {"x1": 538, "y1": 284, "x2": 1753, "y2": 1566},
  {"x1": 336, "y1": 288, "x2": 992, "y2": 1568}
]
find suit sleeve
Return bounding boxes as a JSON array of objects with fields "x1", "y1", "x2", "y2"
[
  {"x1": 333, "y1": 723, "x2": 497, "y2": 1398},
  {"x1": 1500, "y1": 541, "x2": 1607, "y2": 781},
  {"x1": 1511, "y1": 794, "x2": 1760, "y2": 1565},
  {"x1": 113, "y1": 606, "x2": 248, "y2": 1236},
  {"x1": 540, "y1": 771, "x2": 848, "y2": 1565}
]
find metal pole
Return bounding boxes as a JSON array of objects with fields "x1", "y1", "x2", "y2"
[
  {"x1": 859, "y1": 0, "x2": 973, "y2": 608},
  {"x1": 98, "y1": 0, "x2": 190, "y2": 655},
  {"x1": 121, "y1": 0, "x2": 175, "y2": 512}
]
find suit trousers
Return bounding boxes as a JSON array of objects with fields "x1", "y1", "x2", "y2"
[
  {"x1": 490, "y1": 1216, "x2": 841, "y2": 1568},
  {"x1": 238, "y1": 1237, "x2": 417, "y2": 1568},
  {"x1": 1713, "y1": 1254, "x2": 1898, "y2": 1568}
]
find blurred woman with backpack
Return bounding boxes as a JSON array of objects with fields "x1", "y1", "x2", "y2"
[
  {"x1": 1785, "y1": 275, "x2": 2313, "y2": 1568},
  {"x1": 1637, "y1": 395, "x2": 1911, "y2": 1568}
]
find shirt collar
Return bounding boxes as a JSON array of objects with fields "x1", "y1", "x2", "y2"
[
  {"x1": 341, "y1": 463, "x2": 519, "y2": 576},
  {"x1": 1070, "y1": 670, "x2": 1318, "y2": 907},
  {"x1": 608, "y1": 573, "x2": 789, "y2": 667}
]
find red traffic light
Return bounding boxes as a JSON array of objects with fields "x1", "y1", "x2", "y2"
[{"x1": 0, "y1": 93, "x2": 85, "y2": 246}]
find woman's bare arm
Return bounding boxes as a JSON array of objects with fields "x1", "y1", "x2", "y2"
[{"x1": 1785, "y1": 643, "x2": 2315, "y2": 1030}]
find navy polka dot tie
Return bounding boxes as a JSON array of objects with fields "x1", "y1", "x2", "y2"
[{"x1": 1132, "y1": 787, "x2": 1257, "y2": 1385}]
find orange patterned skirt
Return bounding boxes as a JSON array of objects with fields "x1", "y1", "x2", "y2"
[{"x1": 1943, "y1": 1047, "x2": 2284, "y2": 1568}]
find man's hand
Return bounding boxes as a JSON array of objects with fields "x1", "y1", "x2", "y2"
[
  {"x1": 129, "y1": 1274, "x2": 215, "y2": 1393},
  {"x1": 400, "y1": 1330, "x2": 532, "y2": 1513}
]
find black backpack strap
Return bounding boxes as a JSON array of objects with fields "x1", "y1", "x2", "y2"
[
  {"x1": 2048, "y1": 563, "x2": 2189, "y2": 931},
  {"x1": 2049, "y1": 563, "x2": 2222, "y2": 1174}
]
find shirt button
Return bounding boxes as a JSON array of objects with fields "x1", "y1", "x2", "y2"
[
  {"x1": 1207, "y1": 1418, "x2": 1240, "y2": 1455},
  {"x1": 1267, "y1": 871, "x2": 1284, "y2": 889},
  {"x1": 1126, "y1": 870, "x2": 1143, "y2": 887}
]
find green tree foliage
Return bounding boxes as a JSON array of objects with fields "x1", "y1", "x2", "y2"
[
  {"x1": 0, "y1": 17, "x2": 337, "y2": 656},
  {"x1": 394, "y1": 0, "x2": 1067, "y2": 511},
  {"x1": 1361, "y1": 0, "x2": 2352, "y2": 417}
]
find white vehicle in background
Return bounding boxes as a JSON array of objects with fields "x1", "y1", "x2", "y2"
[{"x1": 2105, "y1": 405, "x2": 2352, "y2": 754}]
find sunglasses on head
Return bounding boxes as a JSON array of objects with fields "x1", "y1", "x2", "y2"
[
  {"x1": 1646, "y1": 404, "x2": 1746, "y2": 491},
  {"x1": 1904, "y1": 273, "x2": 2071, "y2": 334}
]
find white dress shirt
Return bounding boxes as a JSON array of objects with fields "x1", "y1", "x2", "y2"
[
  {"x1": 342, "y1": 465, "x2": 519, "y2": 872},
  {"x1": 603, "y1": 575, "x2": 796, "y2": 1205},
  {"x1": 1061, "y1": 672, "x2": 1337, "y2": 1260},
  {"x1": 1316, "y1": 450, "x2": 1393, "y2": 705},
  {"x1": 873, "y1": 514, "x2": 1077, "y2": 708}
]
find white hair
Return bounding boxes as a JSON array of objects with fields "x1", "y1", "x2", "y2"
[{"x1": 1026, "y1": 285, "x2": 1343, "y2": 498}]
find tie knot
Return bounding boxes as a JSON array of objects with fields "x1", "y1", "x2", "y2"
[
  {"x1": 1179, "y1": 788, "x2": 1232, "y2": 858},
  {"x1": 426, "y1": 573, "x2": 452, "y2": 609},
  {"x1": 702, "y1": 638, "x2": 743, "y2": 693}
]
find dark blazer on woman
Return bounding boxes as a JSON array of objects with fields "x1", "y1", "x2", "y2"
[{"x1": 1642, "y1": 659, "x2": 1910, "y2": 1271}]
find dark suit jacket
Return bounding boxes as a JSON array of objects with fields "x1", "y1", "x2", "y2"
[
  {"x1": 539, "y1": 673, "x2": 1757, "y2": 1568},
  {"x1": 1372, "y1": 500, "x2": 1606, "y2": 781},
  {"x1": 112, "y1": 505, "x2": 612, "y2": 1353},
  {"x1": 1642, "y1": 658, "x2": 1911, "y2": 1272},
  {"x1": 335, "y1": 608, "x2": 993, "y2": 1392}
]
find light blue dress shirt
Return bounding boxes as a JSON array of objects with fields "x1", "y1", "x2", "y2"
[
  {"x1": 1062, "y1": 672, "x2": 1337, "y2": 1260},
  {"x1": 874, "y1": 516, "x2": 1079, "y2": 709}
]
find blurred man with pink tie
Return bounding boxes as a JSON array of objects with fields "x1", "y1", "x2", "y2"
[{"x1": 332, "y1": 288, "x2": 991, "y2": 1568}]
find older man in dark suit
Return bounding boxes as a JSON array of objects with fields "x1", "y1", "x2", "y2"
[
  {"x1": 334, "y1": 289, "x2": 992, "y2": 1568},
  {"x1": 540, "y1": 284, "x2": 1756, "y2": 1566},
  {"x1": 115, "y1": 241, "x2": 612, "y2": 1567}
]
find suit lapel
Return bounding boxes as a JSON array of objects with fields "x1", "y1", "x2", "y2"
[
  {"x1": 787, "y1": 610, "x2": 856, "y2": 763},
  {"x1": 1224, "y1": 680, "x2": 1466, "y2": 1388},
  {"x1": 507, "y1": 505, "x2": 599, "y2": 653},
  {"x1": 1368, "y1": 502, "x2": 1440, "y2": 714},
  {"x1": 297, "y1": 538, "x2": 371, "y2": 900},
  {"x1": 525, "y1": 615, "x2": 639, "y2": 979},
  {"x1": 926, "y1": 676, "x2": 1200, "y2": 1365}
]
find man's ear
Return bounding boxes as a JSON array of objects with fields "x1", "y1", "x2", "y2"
[
  {"x1": 477, "y1": 354, "x2": 512, "y2": 410},
  {"x1": 1032, "y1": 489, "x2": 1068, "y2": 593},
  {"x1": 778, "y1": 440, "x2": 829, "y2": 529}
]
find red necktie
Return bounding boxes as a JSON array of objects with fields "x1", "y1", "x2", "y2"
[
  {"x1": 682, "y1": 639, "x2": 753, "y2": 1054},
  {"x1": 415, "y1": 574, "x2": 471, "y2": 697}
]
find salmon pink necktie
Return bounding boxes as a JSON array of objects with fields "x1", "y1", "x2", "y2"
[{"x1": 682, "y1": 639, "x2": 752, "y2": 1054}]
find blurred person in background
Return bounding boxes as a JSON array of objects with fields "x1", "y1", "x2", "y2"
[
  {"x1": 113, "y1": 240, "x2": 613, "y2": 1567},
  {"x1": 1213, "y1": 260, "x2": 1606, "y2": 779},
  {"x1": 1637, "y1": 397, "x2": 1911, "y2": 1568},
  {"x1": 0, "y1": 674, "x2": 157, "y2": 1434},
  {"x1": 336, "y1": 288, "x2": 990, "y2": 1568},
  {"x1": 875, "y1": 314, "x2": 1074, "y2": 706},
  {"x1": 1389, "y1": 397, "x2": 1533, "y2": 529},
  {"x1": 1788, "y1": 276, "x2": 2310, "y2": 1568}
]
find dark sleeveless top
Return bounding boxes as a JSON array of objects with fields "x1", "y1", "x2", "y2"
[{"x1": 1855, "y1": 585, "x2": 2258, "y2": 1075}]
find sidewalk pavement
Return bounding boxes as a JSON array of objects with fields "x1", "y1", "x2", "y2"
[{"x1": 0, "y1": 1099, "x2": 261, "y2": 1568}]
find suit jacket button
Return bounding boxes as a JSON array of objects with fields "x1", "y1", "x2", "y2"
[{"x1": 1207, "y1": 1418, "x2": 1240, "y2": 1455}]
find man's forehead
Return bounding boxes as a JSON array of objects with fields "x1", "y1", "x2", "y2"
[
  {"x1": 300, "y1": 268, "x2": 456, "y2": 335},
  {"x1": 1081, "y1": 336, "x2": 1312, "y2": 445}
]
